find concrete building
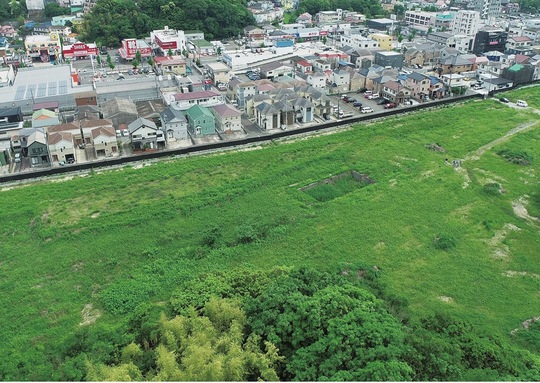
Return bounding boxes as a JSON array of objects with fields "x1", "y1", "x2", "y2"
[
  {"x1": 25, "y1": 34, "x2": 61, "y2": 63},
  {"x1": 452, "y1": 10, "x2": 481, "y2": 36},
  {"x1": 340, "y1": 34, "x2": 379, "y2": 49},
  {"x1": 405, "y1": 11, "x2": 437, "y2": 28},
  {"x1": 205, "y1": 62, "x2": 230, "y2": 85},
  {"x1": 370, "y1": 33, "x2": 393, "y2": 50},
  {"x1": 375, "y1": 51, "x2": 403, "y2": 69},
  {"x1": 474, "y1": 0, "x2": 501, "y2": 19},
  {"x1": 150, "y1": 27, "x2": 186, "y2": 56},
  {"x1": 473, "y1": 28, "x2": 508, "y2": 54}
]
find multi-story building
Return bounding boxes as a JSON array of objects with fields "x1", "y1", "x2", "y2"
[
  {"x1": 375, "y1": 51, "x2": 403, "y2": 69},
  {"x1": 405, "y1": 11, "x2": 437, "y2": 28},
  {"x1": 473, "y1": 28, "x2": 508, "y2": 54},
  {"x1": 25, "y1": 34, "x2": 61, "y2": 63},
  {"x1": 340, "y1": 34, "x2": 379, "y2": 49},
  {"x1": 316, "y1": 9, "x2": 343, "y2": 24},
  {"x1": 370, "y1": 33, "x2": 393, "y2": 50},
  {"x1": 150, "y1": 27, "x2": 186, "y2": 56},
  {"x1": 118, "y1": 38, "x2": 152, "y2": 61},
  {"x1": 474, "y1": 0, "x2": 501, "y2": 19},
  {"x1": 452, "y1": 10, "x2": 481, "y2": 36},
  {"x1": 505, "y1": 36, "x2": 533, "y2": 55}
]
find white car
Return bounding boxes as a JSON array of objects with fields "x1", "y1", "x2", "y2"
[
  {"x1": 516, "y1": 100, "x2": 528, "y2": 107},
  {"x1": 361, "y1": 107, "x2": 374, "y2": 113}
]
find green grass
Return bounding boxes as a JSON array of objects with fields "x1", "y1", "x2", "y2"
[{"x1": 1, "y1": 93, "x2": 540, "y2": 379}]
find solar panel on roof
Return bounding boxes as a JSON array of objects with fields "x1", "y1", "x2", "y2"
[
  {"x1": 37, "y1": 83, "x2": 47, "y2": 97},
  {"x1": 48, "y1": 82, "x2": 57, "y2": 96},
  {"x1": 58, "y1": 80, "x2": 67, "y2": 95},
  {"x1": 14, "y1": 85, "x2": 26, "y2": 101},
  {"x1": 25, "y1": 84, "x2": 36, "y2": 100}
]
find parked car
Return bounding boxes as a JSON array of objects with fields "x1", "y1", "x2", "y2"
[
  {"x1": 360, "y1": 106, "x2": 374, "y2": 113},
  {"x1": 499, "y1": 97, "x2": 509, "y2": 103},
  {"x1": 353, "y1": 101, "x2": 362, "y2": 107},
  {"x1": 384, "y1": 102, "x2": 397, "y2": 109},
  {"x1": 368, "y1": 93, "x2": 380, "y2": 100},
  {"x1": 377, "y1": 98, "x2": 390, "y2": 105},
  {"x1": 357, "y1": 87, "x2": 368, "y2": 93},
  {"x1": 346, "y1": 97, "x2": 356, "y2": 103},
  {"x1": 516, "y1": 100, "x2": 528, "y2": 107}
]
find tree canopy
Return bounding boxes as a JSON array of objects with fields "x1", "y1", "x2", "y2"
[
  {"x1": 81, "y1": 0, "x2": 255, "y2": 47},
  {"x1": 296, "y1": 0, "x2": 385, "y2": 19}
]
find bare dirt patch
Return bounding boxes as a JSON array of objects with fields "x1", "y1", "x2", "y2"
[
  {"x1": 438, "y1": 296, "x2": 454, "y2": 303},
  {"x1": 72, "y1": 262, "x2": 85, "y2": 272},
  {"x1": 503, "y1": 270, "x2": 540, "y2": 279},
  {"x1": 510, "y1": 316, "x2": 540, "y2": 335},
  {"x1": 90, "y1": 212, "x2": 100, "y2": 219},
  {"x1": 512, "y1": 196, "x2": 540, "y2": 224},
  {"x1": 485, "y1": 223, "x2": 521, "y2": 258},
  {"x1": 80, "y1": 304, "x2": 102, "y2": 326}
]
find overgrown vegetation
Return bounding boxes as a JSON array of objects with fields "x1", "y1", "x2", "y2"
[
  {"x1": 81, "y1": 0, "x2": 256, "y2": 47},
  {"x1": 0, "y1": 95, "x2": 539, "y2": 380},
  {"x1": 497, "y1": 148, "x2": 533, "y2": 165}
]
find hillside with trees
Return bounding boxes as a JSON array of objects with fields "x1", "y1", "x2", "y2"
[{"x1": 81, "y1": 0, "x2": 256, "y2": 47}]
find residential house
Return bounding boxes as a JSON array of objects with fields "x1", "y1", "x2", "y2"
[
  {"x1": 330, "y1": 69, "x2": 350, "y2": 93},
  {"x1": 505, "y1": 36, "x2": 533, "y2": 55},
  {"x1": 502, "y1": 63, "x2": 535, "y2": 85},
  {"x1": 244, "y1": 26, "x2": 266, "y2": 40},
  {"x1": 482, "y1": 77, "x2": 514, "y2": 92},
  {"x1": 184, "y1": 105, "x2": 216, "y2": 136},
  {"x1": 128, "y1": 117, "x2": 165, "y2": 150},
  {"x1": 295, "y1": 85, "x2": 332, "y2": 119},
  {"x1": 292, "y1": 97, "x2": 314, "y2": 123},
  {"x1": 382, "y1": 80, "x2": 411, "y2": 104},
  {"x1": 91, "y1": 125, "x2": 118, "y2": 158},
  {"x1": 48, "y1": 131, "x2": 75, "y2": 163},
  {"x1": 428, "y1": 76, "x2": 446, "y2": 99},
  {"x1": 403, "y1": 43, "x2": 442, "y2": 67},
  {"x1": 440, "y1": 55, "x2": 475, "y2": 74},
  {"x1": 212, "y1": 104, "x2": 243, "y2": 133},
  {"x1": 255, "y1": 102, "x2": 281, "y2": 130},
  {"x1": 168, "y1": 90, "x2": 224, "y2": 110},
  {"x1": 296, "y1": 12, "x2": 312, "y2": 25},
  {"x1": 205, "y1": 62, "x2": 230, "y2": 85},
  {"x1": 405, "y1": 72, "x2": 431, "y2": 101},
  {"x1": 27, "y1": 130, "x2": 50, "y2": 166},
  {"x1": 160, "y1": 105, "x2": 188, "y2": 140},
  {"x1": 236, "y1": 82, "x2": 257, "y2": 109},
  {"x1": 32, "y1": 108, "x2": 60, "y2": 129},
  {"x1": 154, "y1": 55, "x2": 187, "y2": 75},
  {"x1": 101, "y1": 98, "x2": 138, "y2": 128},
  {"x1": 306, "y1": 72, "x2": 327, "y2": 89},
  {"x1": 296, "y1": 60, "x2": 313, "y2": 74}
]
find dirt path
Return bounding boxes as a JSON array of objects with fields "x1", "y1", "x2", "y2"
[{"x1": 466, "y1": 120, "x2": 539, "y2": 161}]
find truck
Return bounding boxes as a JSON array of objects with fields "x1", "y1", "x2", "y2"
[{"x1": 335, "y1": 110, "x2": 354, "y2": 118}]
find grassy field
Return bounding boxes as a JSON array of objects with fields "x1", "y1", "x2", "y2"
[{"x1": 1, "y1": 91, "x2": 539, "y2": 378}]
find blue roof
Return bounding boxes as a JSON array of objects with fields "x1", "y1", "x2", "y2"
[
  {"x1": 25, "y1": 21, "x2": 36, "y2": 28},
  {"x1": 429, "y1": 76, "x2": 441, "y2": 85},
  {"x1": 338, "y1": 60, "x2": 354, "y2": 66}
]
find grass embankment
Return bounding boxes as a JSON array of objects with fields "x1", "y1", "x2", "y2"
[{"x1": 0, "y1": 94, "x2": 539, "y2": 378}]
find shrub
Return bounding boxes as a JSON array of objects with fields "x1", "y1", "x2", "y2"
[
  {"x1": 483, "y1": 182, "x2": 502, "y2": 195},
  {"x1": 433, "y1": 234, "x2": 457, "y2": 250},
  {"x1": 497, "y1": 149, "x2": 533, "y2": 165}
]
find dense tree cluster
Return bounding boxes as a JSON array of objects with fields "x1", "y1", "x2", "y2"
[
  {"x1": 519, "y1": 0, "x2": 540, "y2": 13},
  {"x1": 296, "y1": 0, "x2": 385, "y2": 19},
  {"x1": 81, "y1": 0, "x2": 255, "y2": 47},
  {"x1": 79, "y1": 267, "x2": 540, "y2": 381},
  {"x1": 0, "y1": 0, "x2": 26, "y2": 22}
]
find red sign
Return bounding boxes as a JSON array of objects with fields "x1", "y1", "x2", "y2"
[
  {"x1": 125, "y1": 39, "x2": 138, "y2": 56},
  {"x1": 155, "y1": 36, "x2": 177, "y2": 50},
  {"x1": 319, "y1": 30, "x2": 329, "y2": 36}
]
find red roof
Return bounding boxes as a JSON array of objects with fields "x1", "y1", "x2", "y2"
[
  {"x1": 511, "y1": 36, "x2": 531, "y2": 42},
  {"x1": 298, "y1": 61, "x2": 311, "y2": 67}
]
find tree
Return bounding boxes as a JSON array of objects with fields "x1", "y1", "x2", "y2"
[
  {"x1": 96, "y1": 54, "x2": 102, "y2": 68},
  {"x1": 44, "y1": 2, "x2": 70, "y2": 17},
  {"x1": 167, "y1": 48, "x2": 173, "y2": 57},
  {"x1": 135, "y1": 50, "x2": 142, "y2": 63},
  {"x1": 87, "y1": 298, "x2": 282, "y2": 381},
  {"x1": 147, "y1": 56, "x2": 154, "y2": 68},
  {"x1": 132, "y1": 58, "x2": 139, "y2": 69},
  {"x1": 245, "y1": 268, "x2": 412, "y2": 381},
  {"x1": 322, "y1": 36, "x2": 327, "y2": 44}
]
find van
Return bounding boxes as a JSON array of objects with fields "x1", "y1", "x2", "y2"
[
  {"x1": 516, "y1": 100, "x2": 528, "y2": 107},
  {"x1": 14, "y1": 153, "x2": 21, "y2": 163}
]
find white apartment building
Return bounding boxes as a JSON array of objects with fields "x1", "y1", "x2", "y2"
[
  {"x1": 404, "y1": 11, "x2": 436, "y2": 27},
  {"x1": 150, "y1": 27, "x2": 186, "y2": 56},
  {"x1": 340, "y1": 34, "x2": 379, "y2": 49},
  {"x1": 452, "y1": 10, "x2": 481, "y2": 36},
  {"x1": 316, "y1": 9, "x2": 343, "y2": 24}
]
